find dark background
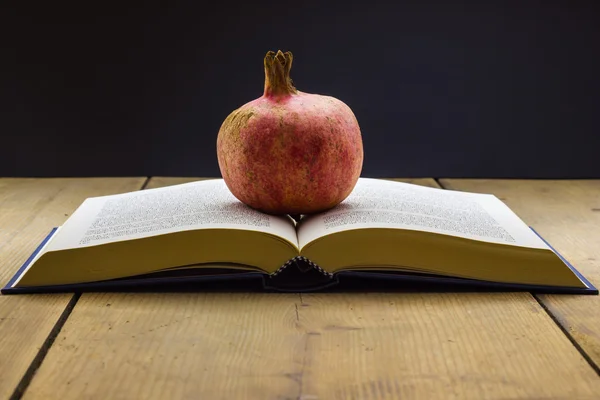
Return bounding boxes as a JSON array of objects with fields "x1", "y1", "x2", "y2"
[{"x1": 1, "y1": 1, "x2": 599, "y2": 178}]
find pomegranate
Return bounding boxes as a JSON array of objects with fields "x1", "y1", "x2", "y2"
[{"x1": 216, "y1": 50, "x2": 364, "y2": 215}]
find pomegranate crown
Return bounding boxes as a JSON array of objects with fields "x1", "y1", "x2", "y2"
[{"x1": 263, "y1": 50, "x2": 298, "y2": 97}]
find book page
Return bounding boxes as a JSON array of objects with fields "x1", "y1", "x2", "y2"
[
  {"x1": 45, "y1": 179, "x2": 298, "y2": 251},
  {"x1": 298, "y1": 178, "x2": 549, "y2": 250}
]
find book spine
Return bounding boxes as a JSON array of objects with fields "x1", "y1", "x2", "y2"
[{"x1": 270, "y1": 256, "x2": 333, "y2": 277}]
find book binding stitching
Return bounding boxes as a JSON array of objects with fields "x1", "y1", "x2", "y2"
[{"x1": 270, "y1": 256, "x2": 333, "y2": 278}]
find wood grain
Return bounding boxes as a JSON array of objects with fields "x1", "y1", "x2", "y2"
[
  {"x1": 298, "y1": 292, "x2": 600, "y2": 399},
  {"x1": 21, "y1": 178, "x2": 600, "y2": 399},
  {"x1": 440, "y1": 178, "x2": 600, "y2": 370},
  {"x1": 0, "y1": 177, "x2": 145, "y2": 399},
  {"x1": 22, "y1": 293, "x2": 304, "y2": 400}
]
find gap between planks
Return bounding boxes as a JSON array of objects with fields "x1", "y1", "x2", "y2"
[
  {"x1": 9, "y1": 294, "x2": 81, "y2": 400},
  {"x1": 7, "y1": 177, "x2": 151, "y2": 400},
  {"x1": 435, "y1": 177, "x2": 600, "y2": 377},
  {"x1": 532, "y1": 296, "x2": 600, "y2": 376}
]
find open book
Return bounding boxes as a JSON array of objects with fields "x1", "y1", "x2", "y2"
[{"x1": 2, "y1": 178, "x2": 597, "y2": 294}]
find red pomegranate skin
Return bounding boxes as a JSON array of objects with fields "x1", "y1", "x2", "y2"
[{"x1": 217, "y1": 50, "x2": 363, "y2": 216}]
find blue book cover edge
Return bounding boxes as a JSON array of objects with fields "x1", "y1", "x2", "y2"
[
  {"x1": 529, "y1": 226, "x2": 597, "y2": 293},
  {"x1": 3, "y1": 227, "x2": 58, "y2": 291}
]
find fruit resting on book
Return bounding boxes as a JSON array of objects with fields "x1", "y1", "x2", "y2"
[{"x1": 216, "y1": 50, "x2": 364, "y2": 215}]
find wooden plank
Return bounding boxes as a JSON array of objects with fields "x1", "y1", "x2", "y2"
[
  {"x1": 440, "y1": 178, "x2": 600, "y2": 370},
  {"x1": 22, "y1": 178, "x2": 600, "y2": 399},
  {"x1": 298, "y1": 292, "x2": 600, "y2": 399},
  {"x1": 0, "y1": 177, "x2": 145, "y2": 399},
  {"x1": 22, "y1": 292, "x2": 304, "y2": 399}
]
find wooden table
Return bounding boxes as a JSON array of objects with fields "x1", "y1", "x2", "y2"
[{"x1": 1, "y1": 177, "x2": 599, "y2": 399}]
